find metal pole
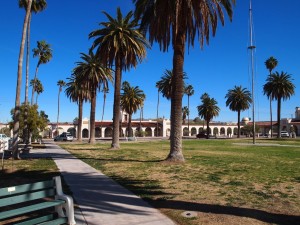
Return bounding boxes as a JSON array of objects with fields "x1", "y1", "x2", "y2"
[{"x1": 248, "y1": 0, "x2": 256, "y2": 144}]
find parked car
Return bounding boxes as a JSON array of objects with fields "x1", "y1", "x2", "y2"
[
  {"x1": 280, "y1": 131, "x2": 290, "y2": 138},
  {"x1": 0, "y1": 133, "x2": 10, "y2": 150},
  {"x1": 196, "y1": 133, "x2": 208, "y2": 139},
  {"x1": 54, "y1": 132, "x2": 73, "y2": 142}
]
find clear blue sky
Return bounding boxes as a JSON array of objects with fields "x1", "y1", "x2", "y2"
[{"x1": 1, "y1": 0, "x2": 299, "y2": 124}]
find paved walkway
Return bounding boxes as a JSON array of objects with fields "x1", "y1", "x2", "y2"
[{"x1": 38, "y1": 142, "x2": 175, "y2": 225}]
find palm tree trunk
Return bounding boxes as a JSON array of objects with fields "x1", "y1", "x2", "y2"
[
  {"x1": 100, "y1": 89, "x2": 106, "y2": 138},
  {"x1": 166, "y1": 31, "x2": 185, "y2": 162},
  {"x1": 270, "y1": 98, "x2": 273, "y2": 137},
  {"x1": 89, "y1": 90, "x2": 96, "y2": 144},
  {"x1": 31, "y1": 65, "x2": 39, "y2": 105},
  {"x1": 13, "y1": 0, "x2": 32, "y2": 159},
  {"x1": 237, "y1": 110, "x2": 241, "y2": 138},
  {"x1": 188, "y1": 95, "x2": 190, "y2": 136},
  {"x1": 23, "y1": 14, "x2": 31, "y2": 144},
  {"x1": 56, "y1": 88, "x2": 61, "y2": 135},
  {"x1": 277, "y1": 97, "x2": 281, "y2": 138},
  {"x1": 128, "y1": 114, "x2": 132, "y2": 137},
  {"x1": 77, "y1": 99, "x2": 83, "y2": 142},
  {"x1": 111, "y1": 56, "x2": 122, "y2": 149},
  {"x1": 25, "y1": 15, "x2": 31, "y2": 105},
  {"x1": 206, "y1": 120, "x2": 210, "y2": 139},
  {"x1": 156, "y1": 89, "x2": 159, "y2": 137},
  {"x1": 77, "y1": 98, "x2": 83, "y2": 142}
]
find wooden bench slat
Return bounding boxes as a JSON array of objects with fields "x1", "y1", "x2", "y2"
[
  {"x1": 0, "y1": 180, "x2": 54, "y2": 196},
  {"x1": 0, "y1": 200, "x2": 65, "y2": 220},
  {"x1": 0, "y1": 189, "x2": 55, "y2": 207}
]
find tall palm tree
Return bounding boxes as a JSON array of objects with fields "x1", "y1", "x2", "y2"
[
  {"x1": 13, "y1": 0, "x2": 33, "y2": 159},
  {"x1": 19, "y1": 0, "x2": 47, "y2": 104},
  {"x1": 263, "y1": 71, "x2": 295, "y2": 138},
  {"x1": 56, "y1": 80, "x2": 66, "y2": 135},
  {"x1": 225, "y1": 85, "x2": 251, "y2": 138},
  {"x1": 89, "y1": 7, "x2": 149, "y2": 149},
  {"x1": 31, "y1": 40, "x2": 52, "y2": 105},
  {"x1": 120, "y1": 81, "x2": 145, "y2": 137},
  {"x1": 75, "y1": 51, "x2": 113, "y2": 144},
  {"x1": 182, "y1": 106, "x2": 189, "y2": 125},
  {"x1": 197, "y1": 93, "x2": 220, "y2": 139},
  {"x1": 19, "y1": 0, "x2": 47, "y2": 145},
  {"x1": 65, "y1": 73, "x2": 90, "y2": 142},
  {"x1": 185, "y1": 84, "x2": 194, "y2": 135},
  {"x1": 265, "y1": 56, "x2": 278, "y2": 137},
  {"x1": 134, "y1": 0, "x2": 235, "y2": 162}
]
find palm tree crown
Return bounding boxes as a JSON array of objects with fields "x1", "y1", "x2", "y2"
[
  {"x1": 156, "y1": 69, "x2": 187, "y2": 100},
  {"x1": 263, "y1": 72, "x2": 295, "y2": 101},
  {"x1": 265, "y1": 56, "x2": 278, "y2": 74}
]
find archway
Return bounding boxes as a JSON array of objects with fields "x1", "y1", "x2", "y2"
[
  {"x1": 233, "y1": 127, "x2": 238, "y2": 135},
  {"x1": 82, "y1": 129, "x2": 89, "y2": 138},
  {"x1": 227, "y1": 127, "x2": 232, "y2": 136},
  {"x1": 105, "y1": 127, "x2": 113, "y2": 137},
  {"x1": 67, "y1": 127, "x2": 76, "y2": 138},
  {"x1": 154, "y1": 127, "x2": 162, "y2": 137},
  {"x1": 213, "y1": 127, "x2": 218, "y2": 135},
  {"x1": 95, "y1": 127, "x2": 101, "y2": 138},
  {"x1": 191, "y1": 127, "x2": 197, "y2": 136},
  {"x1": 183, "y1": 127, "x2": 189, "y2": 136},
  {"x1": 145, "y1": 127, "x2": 152, "y2": 137},
  {"x1": 220, "y1": 127, "x2": 225, "y2": 135}
]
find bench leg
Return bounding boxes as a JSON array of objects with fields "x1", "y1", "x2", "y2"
[{"x1": 54, "y1": 176, "x2": 76, "y2": 225}]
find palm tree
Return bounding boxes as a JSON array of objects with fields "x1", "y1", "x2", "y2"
[
  {"x1": 89, "y1": 7, "x2": 149, "y2": 149},
  {"x1": 34, "y1": 79, "x2": 43, "y2": 104},
  {"x1": 225, "y1": 85, "x2": 251, "y2": 138},
  {"x1": 31, "y1": 40, "x2": 52, "y2": 105},
  {"x1": 75, "y1": 51, "x2": 113, "y2": 144},
  {"x1": 197, "y1": 93, "x2": 220, "y2": 138},
  {"x1": 19, "y1": 0, "x2": 47, "y2": 105},
  {"x1": 56, "y1": 80, "x2": 66, "y2": 135},
  {"x1": 265, "y1": 56, "x2": 278, "y2": 137},
  {"x1": 13, "y1": 0, "x2": 33, "y2": 159},
  {"x1": 156, "y1": 69, "x2": 187, "y2": 101},
  {"x1": 182, "y1": 106, "x2": 189, "y2": 125},
  {"x1": 120, "y1": 81, "x2": 145, "y2": 137},
  {"x1": 185, "y1": 84, "x2": 194, "y2": 135},
  {"x1": 263, "y1": 71, "x2": 295, "y2": 138},
  {"x1": 65, "y1": 73, "x2": 90, "y2": 142},
  {"x1": 134, "y1": 0, "x2": 235, "y2": 162}
]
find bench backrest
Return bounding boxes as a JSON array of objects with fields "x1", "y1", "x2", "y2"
[{"x1": 0, "y1": 179, "x2": 56, "y2": 207}]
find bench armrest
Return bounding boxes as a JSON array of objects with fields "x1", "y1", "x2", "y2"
[{"x1": 53, "y1": 176, "x2": 76, "y2": 225}]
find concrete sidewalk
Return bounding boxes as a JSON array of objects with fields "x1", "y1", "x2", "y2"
[{"x1": 39, "y1": 142, "x2": 175, "y2": 225}]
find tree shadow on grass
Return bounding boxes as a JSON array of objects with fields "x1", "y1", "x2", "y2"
[
  {"x1": 109, "y1": 174, "x2": 300, "y2": 225},
  {"x1": 148, "y1": 199, "x2": 300, "y2": 225}
]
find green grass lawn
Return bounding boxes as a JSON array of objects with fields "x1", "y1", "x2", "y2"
[{"x1": 60, "y1": 138, "x2": 300, "y2": 225}]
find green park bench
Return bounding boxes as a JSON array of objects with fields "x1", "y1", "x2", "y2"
[{"x1": 0, "y1": 176, "x2": 76, "y2": 225}]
